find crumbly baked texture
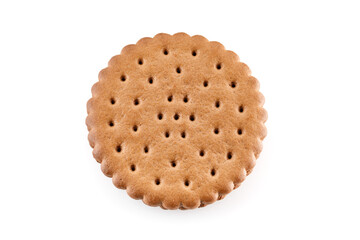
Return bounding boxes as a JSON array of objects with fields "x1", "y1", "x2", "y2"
[{"x1": 86, "y1": 33, "x2": 267, "y2": 209}]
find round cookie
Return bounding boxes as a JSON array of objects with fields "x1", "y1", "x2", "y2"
[{"x1": 86, "y1": 33, "x2": 267, "y2": 209}]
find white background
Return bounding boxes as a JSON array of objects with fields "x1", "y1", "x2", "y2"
[{"x1": 0, "y1": 0, "x2": 359, "y2": 239}]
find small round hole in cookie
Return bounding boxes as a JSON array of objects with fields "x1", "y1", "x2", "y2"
[
  {"x1": 189, "y1": 114, "x2": 195, "y2": 121},
  {"x1": 120, "y1": 75, "x2": 126, "y2": 81},
  {"x1": 148, "y1": 77, "x2": 153, "y2": 84},
  {"x1": 227, "y1": 152, "x2": 233, "y2": 160},
  {"x1": 215, "y1": 100, "x2": 220, "y2": 108},
  {"x1": 174, "y1": 113, "x2": 179, "y2": 120},
  {"x1": 155, "y1": 179, "x2": 161, "y2": 185},
  {"x1": 109, "y1": 121, "x2": 114, "y2": 127},
  {"x1": 214, "y1": 128, "x2": 219, "y2": 134},
  {"x1": 176, "y1": 67, "x2": 181, "y2": 74},
  {"x1": 163, "y1": 49, "x2": 168, "y2": 55},
  {"x1": 110, "y1": 98, "x2": 116, "y2": 104},
  {"x1": 168, "y1": 95, "x2": 173, "y2": 102},
  {"x1": 192, "y1": 50, "x2": 197, "y2": 56},
  {"x1": 211, "y1": 169, "x2": 216, "y2": 176},
  {"x1": 216, "y1": 63, "x2": 222, "y2": 70},
  {"x1": 231, "y1": 81, "x2": 236, "y2": 88},
  {"x1": 199, "y1": 150, "x2": 205, "y2": 157},
  {"x1": 130, "y1": 164, "x2": 136, "y2": 171},
  {"x1": 138, "y1": 58, "x2": 143, "y2": 65},
  {"x1": 171, "y1": 161, "x2": 176, "y2": 167},
  {"x1": 237, "y1": 129, "x2": 242, "y2": 135},
  {"x1": 203, "y1": 81, "x2": 208, "y2": 87},
  {"x1": 134, "y1": 98, "x2": 140, "y2": 106},
  {"x1": 144, "y1": 146, "x2": 149, "y2": 153},
  {"x1": 181, "y1": 131, "x2": 186, "y2": 138},
  {"x1": 183, "y1": 96, "x2": 188, "y2": 103},
  {"x1": 116, "y1": 145, "x2": 121, "y2": 153},
  {"x1": 133, "y1": 125, "x2": 138, "y2": 132},
  {"x1": 165, "y1": 131, "x2": 170, "y2": 138},
  {"x1": 239, "y1": 105, "x2": 244, "y2": 112},
  {"x1": 158, "y1": 113, "x2": 163, "y2": 120},
  {"x1": 184, "y1": 180, "x2": 190, "y2": 187}
]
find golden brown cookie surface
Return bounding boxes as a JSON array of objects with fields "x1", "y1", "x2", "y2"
[{"x1": 86, "y1": 33, "x2": 267, "y2": 209}]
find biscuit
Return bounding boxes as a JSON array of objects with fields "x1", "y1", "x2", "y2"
[{"x1": 86, "y1": 33, "x2": 267, "y2": 209}]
